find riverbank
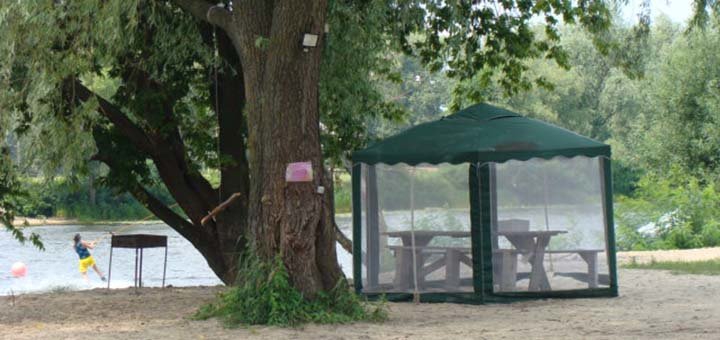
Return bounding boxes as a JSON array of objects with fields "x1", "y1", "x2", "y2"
[
  {"x1": 1, "y1": 268, "x2": 719, "y2": 339},
  {"x1": 12, "y1": 217, "x2": 162, "y2": 227}
]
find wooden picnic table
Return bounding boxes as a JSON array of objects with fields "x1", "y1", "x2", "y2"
[
  {"x1": 495, "y1": 230, "x2": 567, "y2": 291},
  {"x1": 384, "y1": 229, "x2": 567, "y2": 291},
  {"x1": 383, "y1": 230, "x2": 469, "y2": 247},
  {"x1": 382, "y1": 230, "x2": 470, "y2": 290}
]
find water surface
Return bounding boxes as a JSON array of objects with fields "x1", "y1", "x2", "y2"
[{"x1": 1, "y1": 222, "x2": 354, "y2": 295}]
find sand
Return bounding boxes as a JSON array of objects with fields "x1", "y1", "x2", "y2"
[
  {"x1": 2, "y1": 250, "x2": 719, "y2": 339},
  {"x1": 617, "y1": 247, "x2": 720, "y2": 264},
  {"x1": 11, "y1": 217, "x2": 80, "y2": 227}
]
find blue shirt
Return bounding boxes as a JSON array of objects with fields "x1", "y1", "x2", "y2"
[{"x1": 75, "y1": 242, "x2": 91, "y2": 259}]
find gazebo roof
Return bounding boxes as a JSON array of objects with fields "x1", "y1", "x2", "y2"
[{"x1": 352, "y1": 103, "x2": 610, "y2": 165}]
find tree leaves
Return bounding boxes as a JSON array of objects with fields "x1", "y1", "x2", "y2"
[{"x1": 0, "y1": 147, "x2": 44, "y2": 251}]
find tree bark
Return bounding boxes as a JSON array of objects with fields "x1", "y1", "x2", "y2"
[
  {"x1": 228, "y1": 0, "x2": 343, "y2": 297},
  {"x1": 80, "y1": 0, "x2": 347, "y2": 294}
]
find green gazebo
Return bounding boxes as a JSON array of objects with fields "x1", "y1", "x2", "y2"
[{"x1": 351, "y1": 103, "x2": 618, "y2": 303}]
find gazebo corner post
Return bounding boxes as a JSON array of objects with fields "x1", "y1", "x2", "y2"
[
  {"x1": 352, "y1": 162, "x2": 364, "y2": 294},
  {"x1": 478, "y1": 163, "x2": 495, "y2": 298},
  {"x1": 469, "y1": 162, "x2": 488, "y2": 303},
  {"x1": 365, "y1": 164, "x2": 381, "y2": 290},
  {"x1": 601, "y1": 156, "x2": 619, "y2": 296}
]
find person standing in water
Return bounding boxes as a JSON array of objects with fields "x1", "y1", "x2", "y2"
[{"x1": 73, "y1": 233, "x2": 106, "y2": 282}]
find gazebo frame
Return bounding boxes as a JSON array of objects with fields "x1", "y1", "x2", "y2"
[{"x1": 351, "y1": 103, "x2": 619, "y2": 303}]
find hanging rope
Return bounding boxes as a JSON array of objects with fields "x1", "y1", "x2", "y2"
[
  {"x1": 90, "y1": 224, "x2": 142, "y2": 245},
  {"x1": 409, "y1": 167, "x2": 420, "y2": 303},
  {"x1": 198, "y1": 26, "x2": 244, "y2": 226},
  {"x1": 213, "y1": 25, "x2": 223, "y2": 204}
]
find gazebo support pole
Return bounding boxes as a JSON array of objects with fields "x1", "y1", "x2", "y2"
[
  {"x1": 489, "y1": 164, "x2": 498, "y2": 250},
  {"x1": 365, "y1": 165, "x2": 380, "y2": 289},
  {"x1": 600, "y1": 157, "x2": 619, "y2": 295},
  {"x1": 478, "y1": 164, "x2": 494, "y2": 297},
  {"x1": 352, "y1": 164, "x2": 363, "y2": 293},
  {"x1": 470, "y1": 163, "x2": 493, "y2": 301}
]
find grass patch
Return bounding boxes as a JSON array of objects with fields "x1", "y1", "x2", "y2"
[
  {"x1": 193, "y1": 254, "x2": 387, "y2": 327},
  {"x1": 44, "y1": 285, "x2": 75, "y2": 294},
  {"x1": 623, "y1": 258, "x2": 720, "y2": 275}
]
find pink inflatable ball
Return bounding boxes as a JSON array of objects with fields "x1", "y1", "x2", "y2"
[{"x1": 11, "y1": 262, "x2": 27, "y2": 278}]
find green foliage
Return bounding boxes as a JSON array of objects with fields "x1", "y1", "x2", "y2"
[
  {"x1": 320, "y1": 0, "x2": 407, "y2": 165},
  {"x1": 622, "y1": 258, "x2": 720, "y2": 276},
  {"x1": 0, "y1": 147, "x2": 43, "y2": 250},
  {"x1": 390, "y1": 0, "x2": 614, "y2": 97},
  {"x1": 14, "y1": 176, "x2": 175, "y2": 222},
  {"x1": 333, "y1": 174, "x2": 352, "y2": 214},
  {"x1": 376, "y1": 165, "x2": 468, "y2": 211},
  {"x1": 194, "y1": 254, "x2": 387, "y2": 327},
  {"x1": 615, "y1": 170, "x2": 720, "y2": 250},
  {"x1": 413, "y1": 210, "x2": 468, "y2": 247},
  {"x1": 626, "y1": 18, "x2": 720, "y2": 178},
  {"x1": 611, "y1": 159, "x2": 643, "y2": 197}
]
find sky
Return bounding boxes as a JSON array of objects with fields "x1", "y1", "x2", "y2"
[{"x1": 623, "y1": 0, "x2": 695, "y2": 24}]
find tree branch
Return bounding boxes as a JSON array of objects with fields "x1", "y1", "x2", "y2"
[
  {"x1": 335, "y1": 221, "x2": 352, "y2": 254},
  {"x1": 125, "y1": 178, "x2": 229, "y2": 279},
  {"x1": 65, "y1": 78, "x2": 157, "y2": 156},
  {"x1": 171, "y1": 0, "x2": 232, "y2": 30},
  {"x1": 69, "y1": 75, "x2": 215, "y2": 223},
  {"x1": 129, "y1": 182, "x2": 197, "y2": 235}
]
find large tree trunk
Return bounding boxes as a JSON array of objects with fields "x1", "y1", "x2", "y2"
[
  {"x1": 105, "y1": 0, "x2": 347, "y2": 295},
  {"x1": 230, "y1": 0, "x2": 343, "y2": 297}
]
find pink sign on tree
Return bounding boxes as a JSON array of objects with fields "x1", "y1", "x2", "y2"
[{"x1": 285, "y1": 161, "x2": 313, "y2": 182}]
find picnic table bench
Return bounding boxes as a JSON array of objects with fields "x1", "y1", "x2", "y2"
[{"x1": 384, "y1": 229, "x2": 603, "y2": 291}]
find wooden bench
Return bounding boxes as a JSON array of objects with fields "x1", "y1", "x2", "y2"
[
  {"x1": 492, "y1": 248, "x2": 604, "y2": 289},
  {"x1": 388, "y1": 246, "x2": 516, "y2": 290},
  {"x1": 388, "y1": 245, "x2": 473, "y2": 290},
  {"x1": 387, "y1": 245, "x2": 449, "y2": 290},
  {"x1": 492, "y1": 248, "x2": 523, "y2": 290},
  {"x1": 387, "y1": 246, "x2": 604, "y2": 290},
  {"x1": 442, "y1": 247, "x2": 523, "y2": 290},
  {"x1": 545, "y1": 249, "x2": 604, "y2": 288}
]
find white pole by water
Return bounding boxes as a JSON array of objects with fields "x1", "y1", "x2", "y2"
[{"x1": 543, "y1": 163, "x2": 554, "y2": 272}]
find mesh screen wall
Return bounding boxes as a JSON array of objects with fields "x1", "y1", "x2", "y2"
[
  {"x1": 490, "y1": 157, "x2": 609, "y2": 293},
  {"x1": 359, "y1": 163, "x2": 472, "y2": 293},
  {"x1": 354, "y1": 156, "x2": 615, "y2": 302}
]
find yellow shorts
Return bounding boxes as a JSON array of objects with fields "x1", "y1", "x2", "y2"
[{"x1": 78, "y1": 256, "x2": 96, "y2": 273}]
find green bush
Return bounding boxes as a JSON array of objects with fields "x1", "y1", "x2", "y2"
[
  {"x1": 612, "y1": 159, "x2": 643, "y2": 197},
  {"x1": 615, "y1": 169, "x2": 720, "y2": 250},
  {"x1": 334, "y1": 176, "x2": 352, "y2": 214},
  {"x1": 194, "y1": 254, "x2": 387, "y2": 327}
]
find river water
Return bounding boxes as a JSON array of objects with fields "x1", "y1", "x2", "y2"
[
  {"x1": 1, "y1": 219, "x2": 354, "y2": 296},
  {"x1": 1, "y1": 205, "x2": 601, "y2": 295}
]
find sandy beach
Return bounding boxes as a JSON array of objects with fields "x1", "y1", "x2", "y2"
[{"x1": 2, "y1": 246, "x2": 720, "y2": 340}]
